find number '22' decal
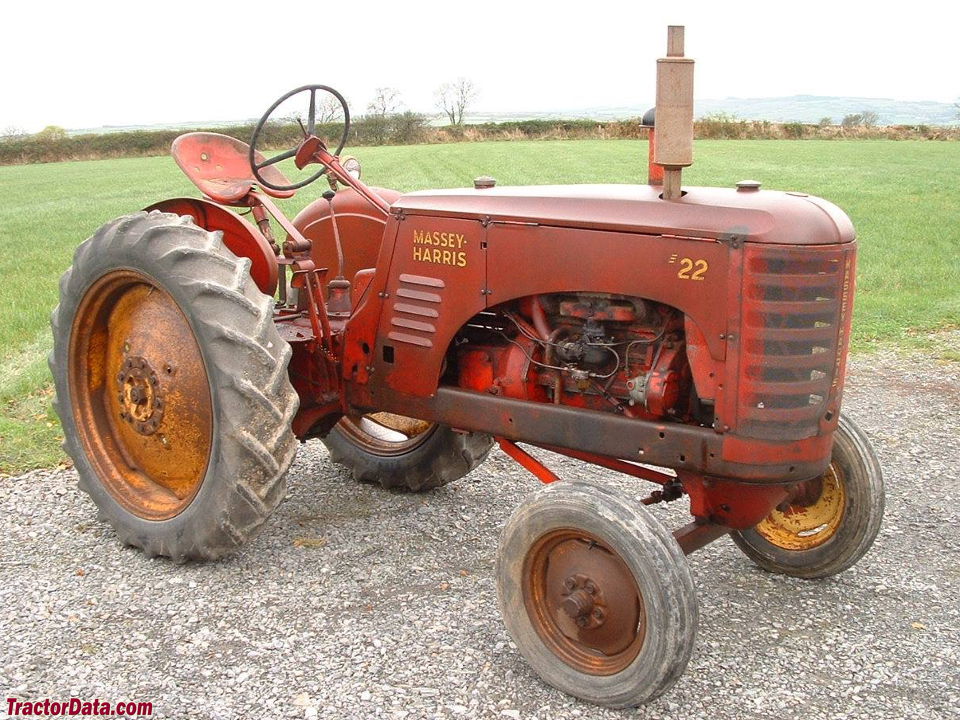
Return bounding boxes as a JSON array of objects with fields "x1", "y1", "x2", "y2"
[{"x1": 677, "y1": 258, "x2": 709, "y2": 281}]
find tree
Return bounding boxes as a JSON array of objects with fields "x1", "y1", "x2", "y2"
[
  {"x1": 841, "y1": 113, "x2": 864, "y2": 129},
  {"x1": 34, "y1": 125, "x2": 68, "y2": 140},
  {"x1": 841, "y1": 111, "x2": 879, "y2": 129},
  {"x1": 818, "y1": 117, "x2": 833, "y2": 128},
  {"x1": 436, "y1": 78, "x2": 477, "y2": 125},
  {"x1": 367, "y1": 87, "x2": 402, "y2": 118},
  {"x1": 0, "y1": 126, "x2": 26, "y2": 142},
  {"x1": 316, "y1": 94, "x2": 345, "y2": 123},
  {"x1": 359, "y1": 88, "x2": 403, "y2": 145},
  {"x1": 283, "y1": 93, "x2": 346, "y2": 132}
]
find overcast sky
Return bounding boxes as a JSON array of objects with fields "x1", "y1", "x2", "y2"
[{"x1": 2, "y1": 0, "x2": 958, "y2": 132}]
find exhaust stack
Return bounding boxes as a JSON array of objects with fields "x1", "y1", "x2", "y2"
[{"x1": 654, "y1": 26, "x2": 694, "y2": 200}]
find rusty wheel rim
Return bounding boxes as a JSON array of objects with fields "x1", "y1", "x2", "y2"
[
  {"x1": 68, "y1": 270, "x2": 213, "y2": 521},
  {"x1": 756, "y1": 464, "x2": 847, "y2": 551},
  {"x1": 337, "y1": 412, "x2": 435, "y2": 456},
  {"x1": 522, "y1": 529, "x2": 646, "y2": 676}
]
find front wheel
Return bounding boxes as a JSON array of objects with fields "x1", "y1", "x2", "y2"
[
  {"x1": 732, "y1": 414, "x2": 884, "y2": 579},
  {"x1": 496, "y1": 480, "x2": 698, "y2": 707}
]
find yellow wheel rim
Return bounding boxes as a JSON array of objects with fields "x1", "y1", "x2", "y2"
[
  {"x1": 756, "y1": 465, "x2": 847, "y2": 551},
  {"x1": 69, "y1": 270, "x2": 213, "y2": 521}
]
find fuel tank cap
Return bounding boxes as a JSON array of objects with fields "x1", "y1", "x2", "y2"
[
  {"x1": 736, "y1": 180, "x2": 761, "y2": 192},
  {"x1": 474, "y1": 176, "x2": 497, "y2": 189}
]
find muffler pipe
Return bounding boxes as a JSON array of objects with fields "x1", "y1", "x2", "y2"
[{"x1": 654, "y1": 26, "x2": 695, "y2": 200}]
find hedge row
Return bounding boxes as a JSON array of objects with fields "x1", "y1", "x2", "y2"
[{"x1": 1, "y1": 115, "x2": 956, "y2": 165}]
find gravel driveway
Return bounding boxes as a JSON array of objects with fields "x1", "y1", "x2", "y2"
[{"x1": 1, "y1": 351, "x2": 958, "y2": 720}]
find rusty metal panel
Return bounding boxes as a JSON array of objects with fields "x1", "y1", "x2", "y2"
[
  {"x1": 144, "y1": 197, "x2": 279, "y2": 296},
  {"x1": 393, "y1": 185, "x2": 856, "y2": 246},
  {"x1": 375, "y1": 387, "x2": 831, "y2": 483},
  {"x1": 370, "y1": 215, "x2": 487, "y2": 397},
  {"x1": 485, "y1": 222, "x2": 730, "y2": 361}
]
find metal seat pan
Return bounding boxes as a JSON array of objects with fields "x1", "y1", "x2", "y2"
[{"x1": 171, "y1": 132, "x2": 295, "y2": 204}]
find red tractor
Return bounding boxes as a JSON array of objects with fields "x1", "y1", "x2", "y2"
[{"x1": 51, "y1": 28, "x2": 882, "y2": 707}]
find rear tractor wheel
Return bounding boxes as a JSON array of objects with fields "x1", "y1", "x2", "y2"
[
  {"x1": 323, "y1": 414, "x2": 492, "y2": 491},
  {"x1": 496, "y1": 481, "x2": 698, "y2": 707},
  {"x1": 732, "y1": 413, "x2": 884, "y2": 579},
  {"x1": 51, "y1": 212, "x2": 300, "y2": 561}
]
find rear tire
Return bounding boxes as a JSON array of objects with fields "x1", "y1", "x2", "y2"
[
  {"x1": 731, "y1": 414, "x2": 883, "y2": 579},
  {"x1": 323, "y1": 415, "x2": 492, "y2": 491},
  {"x1": 51, "y1": 211, "x2": 299, "y2": 562}
]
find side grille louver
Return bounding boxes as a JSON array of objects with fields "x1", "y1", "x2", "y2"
[
  {"x1": 738, "y1": 244, "x2": 853, "y2": 440},
  {"x1": 387, "y1": 274, "x2": 444, "y2": 348}
]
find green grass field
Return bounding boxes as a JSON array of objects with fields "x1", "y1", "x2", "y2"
[{"x1": 1, "y1": 139, "x2": 958, "y2": 473}]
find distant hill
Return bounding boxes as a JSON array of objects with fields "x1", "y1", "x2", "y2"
[
  {"x1": 68, "y1": 95, "x2": 958, "y2": 135},
  {"x1": 466, "y1": 95, "x2": 959, "y2": 127},
  {"x1": 694, "y1": 96, "x2": 958, "y2": 126}
]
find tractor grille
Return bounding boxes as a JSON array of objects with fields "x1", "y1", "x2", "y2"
[{"x1": 737, "y1": 243, "x2": 855, "y2": 440}]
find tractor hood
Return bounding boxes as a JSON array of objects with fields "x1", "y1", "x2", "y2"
[{"x1": 393, "y1": 184, "x2": 855, "y2": 245}]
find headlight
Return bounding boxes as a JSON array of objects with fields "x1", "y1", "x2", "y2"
[{"x1": 341, "y1": 156, "x2": 361, "y2": 180}]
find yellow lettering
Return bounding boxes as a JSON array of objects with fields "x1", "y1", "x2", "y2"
[
  {"x1": 676, "y1": 257, "x2": 708, "y2": 280},
  {"x1": 412, "y1": 230, "x2": 469, "y2": 266},
  {"x1": 691, "y1": 259, "x2": 708, "y2": 280}
]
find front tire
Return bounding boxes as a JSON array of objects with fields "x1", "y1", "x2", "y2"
[
  {"x1": 731, "y1": 414, "x2": 884, "y2": 579},
  {"x1": 496, "y1": 480, "x2": 698, "y2": 707},
  {"x1": 51, "y1": 212, "x2": 300, "y2": 562}
]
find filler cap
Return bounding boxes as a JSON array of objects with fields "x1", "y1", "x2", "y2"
[
  {"x1": 736, "y1": 180, "x2": 762, "y2": 192},
  {"x1": 474, "y1": 176, "x2": 497, "y2": 189}
]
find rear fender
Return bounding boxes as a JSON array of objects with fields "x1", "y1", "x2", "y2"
[{"x1": 144, "y1": 197, "x2": 278, "y2": 296}]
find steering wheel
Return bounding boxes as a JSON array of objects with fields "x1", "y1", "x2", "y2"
[{"x1": 249, "y1": 84, "x2": 351, "y2": 192}]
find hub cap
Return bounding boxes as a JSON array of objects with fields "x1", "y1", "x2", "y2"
[
  {"x1": 756, "y1": 465, "x2": 847, "y2": 550},
  {"x1": 522, "y1": 530, "x2": 646, "y2": 675},
  {"x1": 69, "y1": 270, "x2": 213, "y2": 520}
]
